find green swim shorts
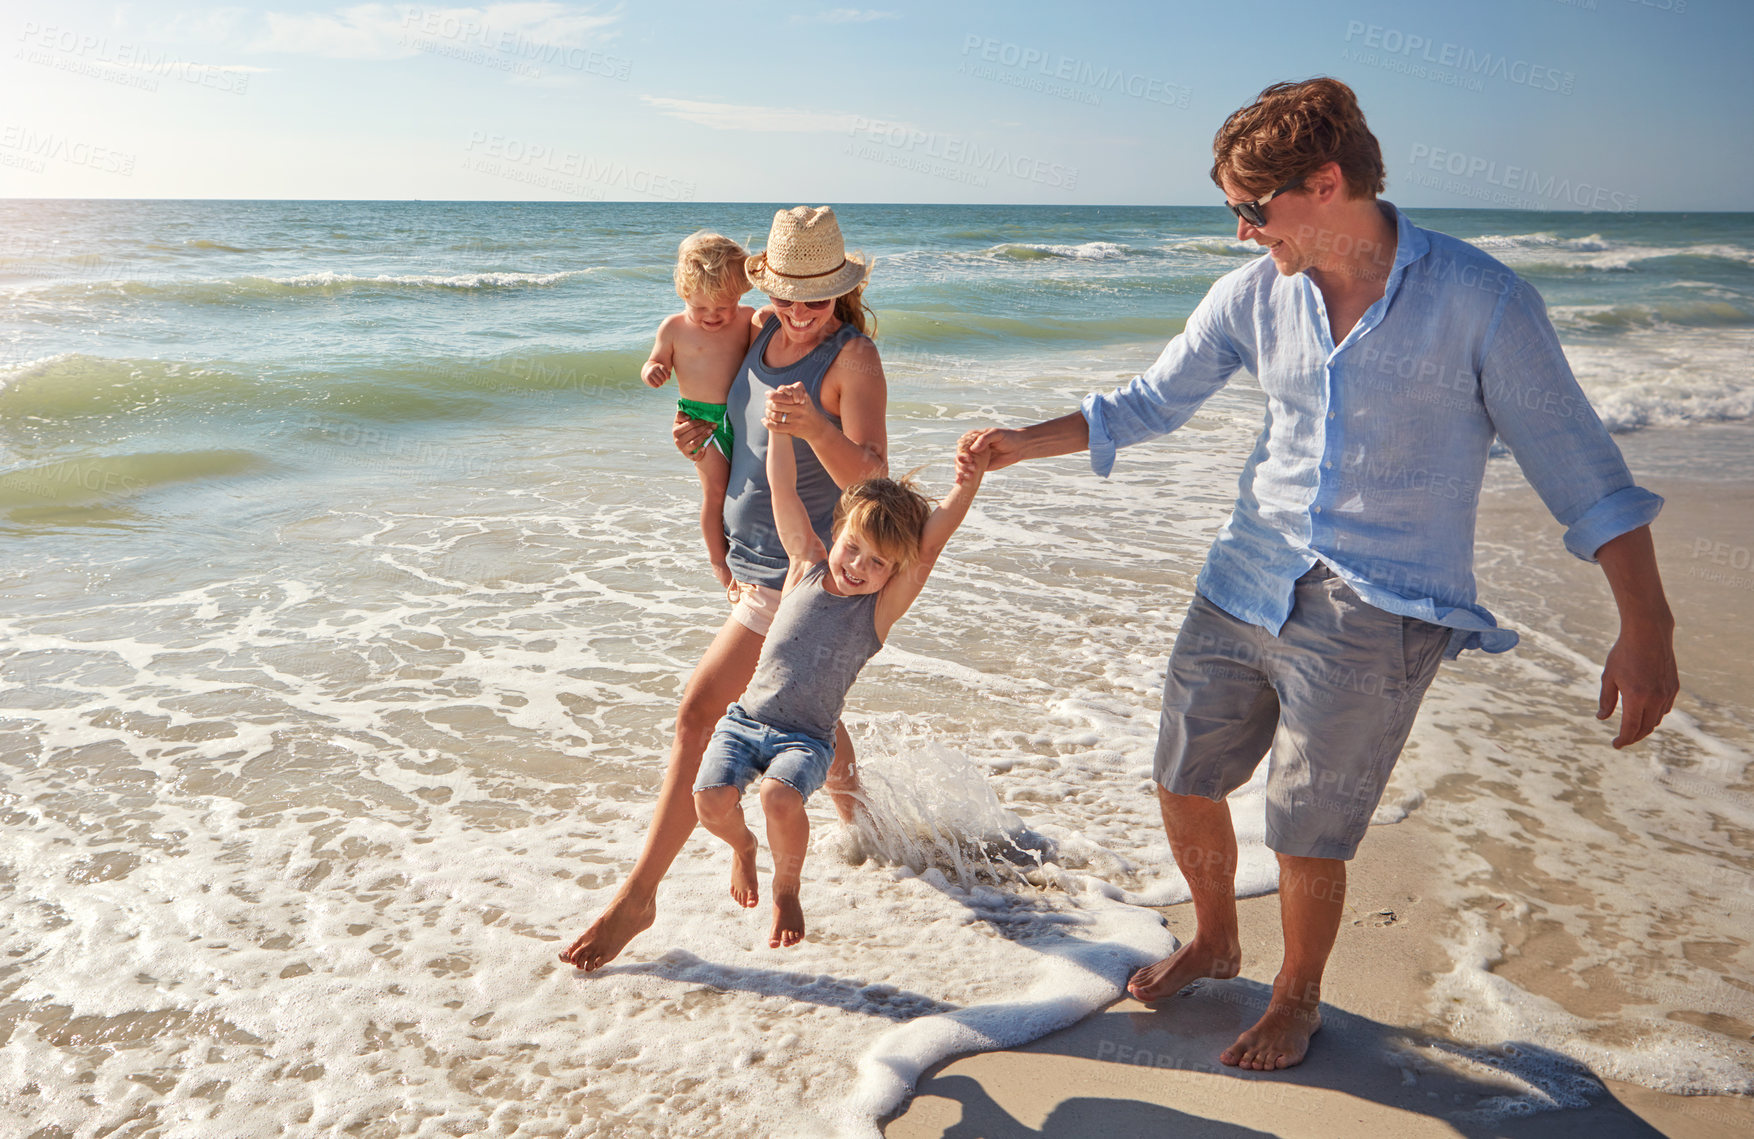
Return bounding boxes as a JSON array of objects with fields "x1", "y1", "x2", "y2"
[{"x1": 677, "y1": 398, "x2": 735, "y2": 458}]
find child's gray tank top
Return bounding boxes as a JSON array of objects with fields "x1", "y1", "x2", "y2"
[
  {"x1": 739, "y1": 562, "x2": 883, "y2": 742},
  {"x1": 723, "y1": 317, "x2": 866, "y2": 590}
]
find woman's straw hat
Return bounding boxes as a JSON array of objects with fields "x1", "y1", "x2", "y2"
[{"x1": 745, "y1": 206, "x2": 870, "y2": 302}]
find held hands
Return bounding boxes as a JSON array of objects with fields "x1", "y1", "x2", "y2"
[
  {"x1": 642, "y1": 361, "x2": 671, "y2": 388},
  {"x1": 954, "y1": 430, "x2": 995, "y2": 486},
  {"x1": 960, "y1": 427, "x2": 1028, "y2": 473},
  {"x1": 764, "y1": 383, "x2": 823, "y2": 441}
]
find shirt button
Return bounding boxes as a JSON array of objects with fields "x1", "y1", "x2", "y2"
[
  {"x1": 1323, "y1": 461, "x2": 1334, "y2": 469},
  {"x1": 1313, "y1": 506, "x2": 1323, "y2": 514},
  {"x1": 1327, "y1": 411, "x2": 1336, "y2": 420}
]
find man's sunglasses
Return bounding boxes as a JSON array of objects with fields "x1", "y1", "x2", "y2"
[
  {"x1": 1226, "y1": 177, "x2": 1304, "y2": 227},
  {"x1": 770, "y1": 296, "x2": 833, "y2": 310}
]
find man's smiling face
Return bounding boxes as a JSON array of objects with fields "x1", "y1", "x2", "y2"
[{"x1": 1224, "y1": 174, "x2": 1320, "y2": 277}]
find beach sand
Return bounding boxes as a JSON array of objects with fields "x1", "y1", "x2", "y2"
[
  {"x1": 885, "y1": 816, "x2": 1754, "y2": 1138},
  {"x1": 884, "y1": 446, "x2": 1754, "y2": 1138}
]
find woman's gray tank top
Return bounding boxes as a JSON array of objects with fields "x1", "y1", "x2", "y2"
[
  {"x1": 723, "y1": 316, "x2": 866, "y2": 589},
  {"x1": 739, "y1": 562, "x2": 883, "y2": 742}
]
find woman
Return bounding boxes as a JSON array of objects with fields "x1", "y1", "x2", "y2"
[{"x1": 561, "y1": 206, "x2": 887, "y2": 971}]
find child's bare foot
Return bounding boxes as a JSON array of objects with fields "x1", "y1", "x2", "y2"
[
  {"x1": 769, "y1": 892, "x2": 804, "y2": 948},
  {"x1": 710, "y1": 560, "x2": 733, "y2": 589},
  {"x1": 559, "y1": 892, "x2": 656, "y2": 972},
  {"x1": 730, "y1": 838, "x2": 759, "y2": 908}
]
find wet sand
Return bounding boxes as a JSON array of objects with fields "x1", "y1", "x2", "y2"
[{"x1": 885, "y1": 818, "x2": 1754, "y2": 1138}]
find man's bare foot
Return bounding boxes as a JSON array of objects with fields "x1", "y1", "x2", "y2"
[
  {"x1": 769, "y1": 892, "x2": 804, "y2": 948},
  {"x1": 1126, "y1": 934, "x2": 1242, "y2": 1003},
  {"x1": 1221, "y1": 999, "x2": 1322, "y2": 1070},
  {"x1": 730, "y1": 839, "x2": 760, "y2": 908},
  {"x1": 558, "y1": 894, "x2": 655, "y2": 972}
]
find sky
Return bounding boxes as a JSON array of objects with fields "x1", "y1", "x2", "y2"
[{"x1": 2, "y1": 0, "x2": 1750, "y2": 209}]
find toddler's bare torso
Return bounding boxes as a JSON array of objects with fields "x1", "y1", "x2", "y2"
[{"x1": 671, "y1": 307, "x2": 753, "y2": 403}]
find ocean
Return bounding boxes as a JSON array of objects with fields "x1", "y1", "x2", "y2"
[{"x1": 1, "y1": 200, "x2": 1750, "y2": 1135}]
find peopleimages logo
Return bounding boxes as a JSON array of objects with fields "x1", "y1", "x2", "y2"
[
  {"x1": 846, "y1": 118, "x2": 1078, "y2": 190},
  {"x1": 1342, "y1": 21, "x2": 1576, "y2": 94},
  {"x1": 15, "y1": 21, "x2": 252, "y2": 94},
  {"x1": 401, "y1": 7, "x2": 631, "y2": 79},
  {"x1": 462, "y1": 133, "x2": 695, "y2": 201},
  {"x1": 957, "y1": 35, "x2": 1190, "y2": 108},
  {"x1": 1407, "y1": 144, "x2": 1638, "y2": 213},
  {"x1": 0, "y1": 124, "x2": 135, "y2": 175}
]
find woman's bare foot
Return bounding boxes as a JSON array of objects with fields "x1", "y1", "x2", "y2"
[
  {"x1": 559, "y1": 893, "x2": 656, "y2": 972},
  {"x1": 730, "y1": 838, "x2": 760, "y2": 908},
  {"x1": 1221, "y1": 998, "x2": 1322, "y2": 1070},
  {"x1": 769, "y1": 892, "x2": 804, "y2": 948},
  {"x1": 1126, "y1": 933, "x2": 1242, "y2": 1003}
]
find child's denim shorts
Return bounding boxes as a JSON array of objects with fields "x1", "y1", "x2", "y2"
[{"x1": 693, "y1": 702, "x2": 834, "y2": 802}]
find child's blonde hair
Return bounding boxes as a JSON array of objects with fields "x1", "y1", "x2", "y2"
[
  {"x1": 832, "y1": 472, "x2": 933, "y2": 573},
  {"x1": 674, "y1": 231, "x2": 750, "y2": 300}
]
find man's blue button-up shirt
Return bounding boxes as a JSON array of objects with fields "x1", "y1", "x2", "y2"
[{"x1": 1081, "y1": 202, "x2": 1662, "y2": 657}]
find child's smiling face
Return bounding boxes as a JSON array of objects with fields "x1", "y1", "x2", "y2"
[
  {"x1": 825, "y1": 527, "x2": 896, "y2": 596},
  {"x1": 682, "y1": 291, "x2": 741, "y2": 333}
]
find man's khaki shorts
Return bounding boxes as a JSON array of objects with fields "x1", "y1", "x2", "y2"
[{"x1": 1154, "y1": 563, "x2": 1450, "y2": 860}]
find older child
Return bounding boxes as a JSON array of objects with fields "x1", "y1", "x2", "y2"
[
  {"x1": 693, "y1": 386, "x2": 990, "y2": 948},
  {"x1": 642, "y1": 232, "x2": 756, "y2": 587}
]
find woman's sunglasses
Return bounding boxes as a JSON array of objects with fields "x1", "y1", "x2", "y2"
[
  {"x1": 770, "y1": 296, "x2": 834, "y2": 310},
  {"x1": 1226, "y1": 176, "x2": 1304, "y2": 227}
]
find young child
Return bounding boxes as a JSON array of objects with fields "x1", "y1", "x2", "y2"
[
  {"x1": 692, "y1": 386, "x2": 991, "y2": 949},
  {"x1": 642, "y1": 232, "x2": 756, "y2": 588}
]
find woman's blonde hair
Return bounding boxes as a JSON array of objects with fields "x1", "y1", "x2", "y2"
[
  {"x1": 674, "y1": 231, "x2": 750, "y2": 300},
  {"x1": 832, "y1": 471, "x2": 932, "y2": 573},
  {"x1": 832, "y1": 274, "x2": 877, "y2": 338}
]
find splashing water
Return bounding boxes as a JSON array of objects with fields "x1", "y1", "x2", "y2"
[{"x1": 840, "y1": 717, "x2": 1060, "y2": 886}]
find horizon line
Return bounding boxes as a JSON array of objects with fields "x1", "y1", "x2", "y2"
[{"x1": 1, "y1": 196, "x2": 1748, "y2": 214}]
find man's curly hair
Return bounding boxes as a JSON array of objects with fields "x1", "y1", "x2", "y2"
[{"x1": 1211, "y1": 77, "x2": 1385, "y2": 200}]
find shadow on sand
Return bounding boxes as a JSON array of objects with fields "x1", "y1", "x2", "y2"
[
  {"x1": 593, "y1": 948, "x2": 960, "y2": 1021},
  {"x1": 576, "y1": 863, "x2": 1706, "y2": 1136},
  {"x1": 887, "y1": 975, "x2": 1680, "y2": 1138}
]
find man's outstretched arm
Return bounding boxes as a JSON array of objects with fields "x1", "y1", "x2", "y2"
[
  {"x1": 1593, "y1": 525, "x2": 1678, "y2": 749},
  {"x1": 968, "y1": 286, "x2": 1243, "y2": 476},
  {"x1": 963, "y1": 412, "x2": 1090, "y2": 472}
]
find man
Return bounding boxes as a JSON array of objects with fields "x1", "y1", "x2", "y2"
[{"x1": 965, "y1": 77, "x2": 1678, "y2": 1071}]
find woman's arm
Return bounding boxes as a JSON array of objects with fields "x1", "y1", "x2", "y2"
[
  {"x1": 767, "y1": 336, "x2": 887, "y2": 487},
  {"x1": 765, "y1": 408, "x2": 828, "y2": 567}
]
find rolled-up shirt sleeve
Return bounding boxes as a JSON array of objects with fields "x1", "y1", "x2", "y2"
[
  {"x1": 1481, "y1": 281, "x2": 1663, "y2": 561},
  {"x1": 1081, "y1": 291, "x2": 1243, "y2": 477}
]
